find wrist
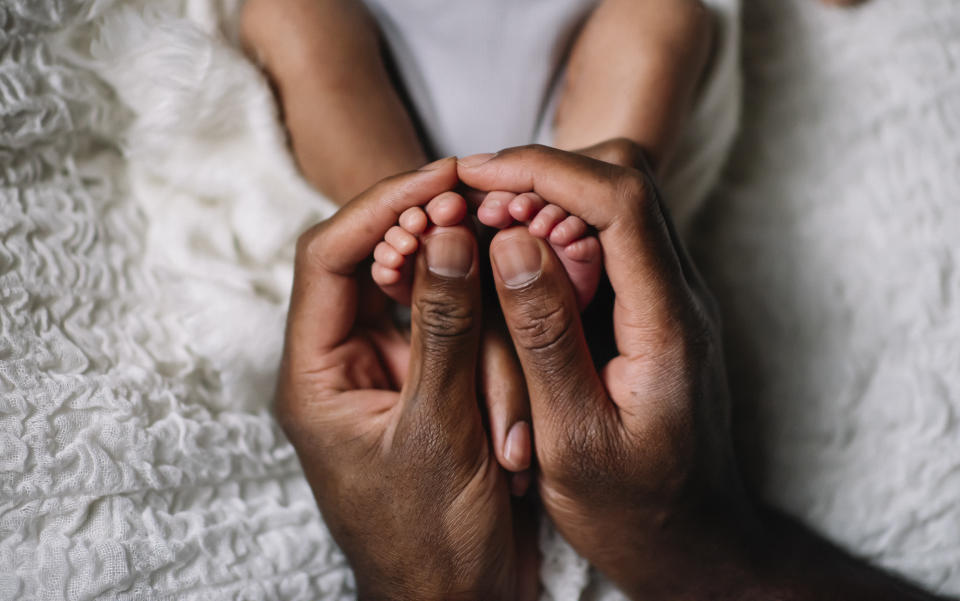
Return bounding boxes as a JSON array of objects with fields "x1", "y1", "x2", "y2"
[
  {"x1": 610, "y1": 496, "x2": 767, "y2": 601},
  {"x1": 353, "y1": 554, "x2": 518, "y2": 601},
  {"x1": 357, "y1": 581, "x2": 512, "y2": 601},
  {"x1": 613, "y1": 504, "x2": 940, "y2": 601}
]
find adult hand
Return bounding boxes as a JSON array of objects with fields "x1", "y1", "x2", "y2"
[
  {"x1": 459, "y1": 145, "x2": 741, "y2": 598},
  {"x1": 458, "y1": 144, "x2": 941, "y2": 601},
  {"x1": 276, "y1": 158, "x2": 534, "y2": 600}
]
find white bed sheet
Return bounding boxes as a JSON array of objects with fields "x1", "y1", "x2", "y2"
[{"x1": 1, "y1": 0, "x2": 957, "y2": 599}]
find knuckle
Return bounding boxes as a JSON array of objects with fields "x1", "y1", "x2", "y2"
[
  {"x1": 614, "y1": 170, "x2": 652, "y2": 213},
  {"x1": 415, "y1": 294, "x2": 476, "y2": 340},
  {"x1": 512, "y1": 297, "x2": 575, "y2": 356}
]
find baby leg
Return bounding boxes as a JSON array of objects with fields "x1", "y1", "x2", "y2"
[
  {"x1": 241, "y1": 0, "x2": 427, "y2": 204},
  {"x1": 553, "y1": 0, "x2": 714, "y2": 172}
]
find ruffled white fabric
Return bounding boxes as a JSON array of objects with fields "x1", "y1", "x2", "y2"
[
  {"x1": 2, "y1": 2, "x2": 347, "y2": 600},
  {"x1": 691, "y1": 1, "x2": 960, "y2": 593},
  {"x1": 2, "y1": 0, "x2": 958, "y2": 600}
]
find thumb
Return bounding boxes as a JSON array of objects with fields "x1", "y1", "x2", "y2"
[
  {"x1": 489, "y1": 227, "x2": 610, "y2": 454},
  {"x1": 401, "y1": 224, "x2": 484, "y2": 434}
]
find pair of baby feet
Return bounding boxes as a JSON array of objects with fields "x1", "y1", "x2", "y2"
[{"x1": 372, "y1": 189, "x2": 602, "y2": 309}]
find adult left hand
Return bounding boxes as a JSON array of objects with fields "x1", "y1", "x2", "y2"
[{"x1": 276, "y1": 158, "x2": 535, "y2": 601}]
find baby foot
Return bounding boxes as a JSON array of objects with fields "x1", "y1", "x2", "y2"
[
  {"x1": 478, "y1": 190, "x2": 602, "y2": 310},
  {"x1": 371, "y1": 190, "x2": 469, "y2": 305}
]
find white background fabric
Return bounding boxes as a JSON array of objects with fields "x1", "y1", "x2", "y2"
[
  {"x1": 1, "y1": 0, "x2": 957, "y2": 599},
  {"x1": 691, "y1": 0, "x2": 960, "y2": 591}
]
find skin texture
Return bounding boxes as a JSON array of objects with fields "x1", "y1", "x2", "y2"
[
  {"x1": 456, "y1": 143, "x2": 947, "y2": 601},
  {"x1": 241, "y1": 0, "x2": 717, "y2": 486},
  {"x1": 279, "y1": 145, "x2": 948, "y2": 601}
]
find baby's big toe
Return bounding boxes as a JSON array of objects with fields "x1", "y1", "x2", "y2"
[
  {"x1": 425, "y1": 191, "x2": 468, "y2": 227},
  {"x1": 477, "y1": 191, "x2": 517, "y2": 228}
]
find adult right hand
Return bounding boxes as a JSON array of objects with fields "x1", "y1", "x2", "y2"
[
  {"x1": 459, "y1": 145, "x2": 743, "y2": 599},
  {"x1": 458, "y1": 144, "x2": 942, "y2": 601}
]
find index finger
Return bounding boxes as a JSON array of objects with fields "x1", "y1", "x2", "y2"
[
  {"x1": 457, "y1": 146, "x2": 692, "y2": 358},
  {"x1": 286, "y1": 159, "x2": 458, "y2": 360}
]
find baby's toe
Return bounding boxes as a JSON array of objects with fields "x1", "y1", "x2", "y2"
[
  {"x1": 425, "y1": 191, "x2": 468, "y2": 227},
  {"x1": 564, "y1": 235, "x2": 602, "y2": 263},
  {"x1": 399, "y1": 207, "x2": 428, "y2": 236},
  {"x1": 549, "y1": 215, "x2": 588, "y2": 246},
  {"x1": 385, "y1": 225, "x2": 418, "y2": 255},
  {"x1": 508, "y1": 192, "x2": 546, "y2": 222},
  {"x1": 477, "y1": 191, "x2": 517, "y2": 228},
  {"x1": 528, "y1": 204, "x2": 567, "y2": 239},
  {"x1": 374, "y1": 241, "x2": 405, "y2": 269},
  {"x1": 371, "y1": 262, "x2": 403, "y2": 286},
  {"x1": 372, "y1": 261, "x2": 412, "y2": 305}
]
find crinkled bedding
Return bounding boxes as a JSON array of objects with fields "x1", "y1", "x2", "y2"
[{"x1": 1, "y1": 0, "x2": 958, "y2": 600}]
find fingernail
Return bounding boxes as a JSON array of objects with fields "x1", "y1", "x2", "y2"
[
  {"x1": 504, "y1": 421, "x2": 531, "y2": 470},
  {"x1": 425, "y1": 231, "x2": 473, "y2": 277},
  {"x1": 419, "y1": 157, "x2": 452, "y2": 171},
  {"x1": 458, "y1": 153, "x2": 495, "y2": 167},
  {"x1": 492, "y1": 234, "x2": 542, "y2": 288}
]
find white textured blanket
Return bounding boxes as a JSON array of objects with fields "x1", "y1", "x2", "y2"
[{"x1": 1, "y1": 1, "x2": 958, "y2": 600}]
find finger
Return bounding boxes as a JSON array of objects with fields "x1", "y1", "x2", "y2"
[
  {"x1": 459, "y1": 147, "x2": 692, "y2": 357},
  {"x1": 480, "y1": 324, "x2": 532, "y2": 472},
  {"x1": 287, "y1": 158, "x2": 457, "y2": 360},
  {"x1": 402, "y1": 224, "x2": 484, "y2": 423},
  {"x1": 489, "y1": 227, "x2": 610, "y2": 446}
]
